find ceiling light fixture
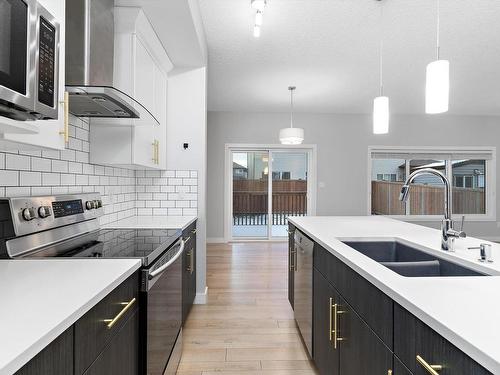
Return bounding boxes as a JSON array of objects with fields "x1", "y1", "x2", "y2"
[
  {"x1": 251, "y1": 0, "x2": 267, "y2": 11},
  {"x1": 251, "y1": 0, "x2": 266, "y2": 38},
  {"x1": 255, "y1": 10, "x2": 263, "y2": 26},
  {"x1": 253, "y1": 25, "x2": 261, "y2": 38},
  {"x1": 373, "y1": 0, "x2": 389, "y2": 134},
  {"x1": 426, "y1": 0, "x2": 449, "y2": 114},
  {"x1": 280, "y1": 86, "x2": 304, "y2": 145}
]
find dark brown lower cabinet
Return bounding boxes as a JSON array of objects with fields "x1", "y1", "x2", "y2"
[
  {"x1": 83, "y1": 309, "x2": 139, "y2": 375},
  {"x1": 394, "y1": 356, "x2": 413, "y2": 375},
  {"x1": 288, "y1": 223, "x2": 295, "y2": 309},
  {"x1": 338, "y1": 294, "x2": 393, "y2": 375},
  {"x1": 182, "y1": 221, "x2": 197, "y2": 325},
  {"x1": 14, "y1": 328, "x2": 73, "y2": 375},
  {"x1": 313, "y1": 269, "x2": 339, "y2": 375},
  {"x1": 394, "y1": 304, "x2": 491, "y2": 375}
]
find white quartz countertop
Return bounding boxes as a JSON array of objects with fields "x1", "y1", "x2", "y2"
[
  {"x1": 0, "y1": 259, "x2": 141, "y2": 375},
  {"x1": 288, "y1": 216, "x2": 500, "y2": 374},
  {"x1": 103, "y1": 215, "x2": 197, "y2": 230}
]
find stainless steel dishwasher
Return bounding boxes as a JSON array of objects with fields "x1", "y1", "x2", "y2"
[{"x1": 293, "y1": 229, "x2": 314, "y2": 356}]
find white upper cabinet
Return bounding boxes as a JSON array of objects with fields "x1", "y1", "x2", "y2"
[
  {"x1": 0, "y1": 0, "x2": 68, "y2": 150},
  {"x1": 90, "y1": 7, "x2": 172, "y2": 170}
]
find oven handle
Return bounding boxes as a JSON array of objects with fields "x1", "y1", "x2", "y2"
[{"x1": 148, "y1": 238, "x2": 185, "y2": 280}]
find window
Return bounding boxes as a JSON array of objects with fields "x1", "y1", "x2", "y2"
[{"x1": 369, "y1": 147, "x2": 495, "y2": 219}]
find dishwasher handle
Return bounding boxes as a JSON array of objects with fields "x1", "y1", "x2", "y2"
[{"x1": 148, "y1": 238, "x2": 185, "y2": 280}]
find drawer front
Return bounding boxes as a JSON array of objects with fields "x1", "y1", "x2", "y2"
[
  {"x1": 75, "y1": 272, "x2": 139, "y2": 375},
  {"x1": 83, "y1": 309, "x2": 139, "y2": 375},
  {"x1": 314, "y1": 244, "x2": 393, "y2": 348},
  {"x1": 394, "y1": 304, "x2": 492, "y2": 375}
]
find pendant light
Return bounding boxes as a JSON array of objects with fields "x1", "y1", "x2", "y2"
[
  {"x1": 425, "y1": 0, "x2": 449, "y2": 114},
  {"x1": 279, "y1": 86, "x2": 304, "y2": 145},
  {"x1": 373, "y1": 0, "x2": 389, "y2": 134},
  {"x1": 251, "y1": 0, "x2": 266, "y2": 38}
]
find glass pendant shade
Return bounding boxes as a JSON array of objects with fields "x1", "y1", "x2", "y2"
[
  {"x1": 425, "y1": 59, "x2": 449, "y2": 114},
  {"x1": 373, "y1": 96, "x2": 389, "y2": 134},
  {"x1": 279, "y1": 127, "x2": 304, "y2": 145},
  {"x1": 253, "y1": 25, "x2": 261, "y2": 38},
  {"x1": 251, "y1": 0, "x2": 267, "y2": 11}
]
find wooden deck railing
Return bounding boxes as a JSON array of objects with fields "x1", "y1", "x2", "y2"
[
  {"x1": 233, "y1": 179, "x2": 307, "y2": 225},
  {"x1": 371, "y1": 181, "x2": 485, "y2": 215}
]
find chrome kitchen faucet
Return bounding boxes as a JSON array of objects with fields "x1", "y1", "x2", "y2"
[{"x1": 399, "y1": 168, "x2": 466, "y2": 251}]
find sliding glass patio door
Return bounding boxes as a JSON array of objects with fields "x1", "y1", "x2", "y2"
[{"x1": 231, "y1": 149, "x2": 309, "y2": 240}]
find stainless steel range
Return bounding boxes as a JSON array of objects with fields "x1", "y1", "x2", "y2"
[{"x1": 0, "y1": 193, "x2": 185, "y2": 375}]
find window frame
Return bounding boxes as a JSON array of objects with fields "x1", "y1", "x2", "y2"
[{"x1": 367, "y1": 146, "x2": 496, "y2": 222}]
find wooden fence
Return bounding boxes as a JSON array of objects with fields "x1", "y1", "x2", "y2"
[
  {"x1": 233, "y1": 180, "x2": 307, "y2": 225},
  {"x1": 371, "y1": 181, "x2": 485, "y2": 215}
]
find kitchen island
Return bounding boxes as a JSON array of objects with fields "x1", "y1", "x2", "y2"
[{"x1": 288, "y1": 216, "x2": 500, "y2": 374}]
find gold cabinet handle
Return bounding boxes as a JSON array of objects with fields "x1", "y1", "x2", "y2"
[
  {"x1": 289, "y1": 247, "x2": 295, "y2": 271},
  {"x1": 191, "y1": 228, "x2": 197, "y2": 234},
  {"x1": 155, "y1": 140, "x2": 160, "y2": 164},
  {"x1": 388, "y1": 370, "x2": 393, "y2": 375},
  {"x1": 152, "y1": 141, "x2": 156, "y2": 163},
  {"x1": 416, "y1": 355, "x2": 443, "y2": 375},
  {"x1": 329, "y1": 298, "x2": 334, "y2": 342},
  {"x1": 103, "y1": 297, "x2": 136, "y2": 329},
  {"x1": 190, "y1": 249, "x2": 194, "y2": 274},
  {"x1": 334, "y1": 303, "x2": 346, "y2": 349},
  {"x1": 59, "y1": 91, "x2": 69, "y2": 143}
]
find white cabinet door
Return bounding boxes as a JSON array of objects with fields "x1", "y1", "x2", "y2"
[
  {"x1": 1, "y1": 0, "x2": 67, "y2": 150},
  {"x1": 134, "y1": 37, "x2": 156, "y2": 118},
  {"x1": 154, "y1": 65, "x2": 167, "y2": 169}
]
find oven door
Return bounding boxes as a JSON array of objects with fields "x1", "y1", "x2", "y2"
[
  {"x1": 0, "y1": 0, "x2": 37, "y2": 119},
  {"x1": 142, "y1": 238, "x2": 185, "y2": 375}
]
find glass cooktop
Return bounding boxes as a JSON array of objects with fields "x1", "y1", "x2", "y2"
[{"x1": 27, "y1": 228, "x2": 182, "y2": 266}]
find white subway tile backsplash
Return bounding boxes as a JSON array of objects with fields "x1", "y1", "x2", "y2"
[
  {"x1": 20, "y1": 171, "x2": 42, "y2": 186},
  {"x1": 0, "y1": 117, "x2": 197, "y2": 222},
  {"x1": 6, "y1": 154, "x2": 30, "y2": 170},
  {"x1": 52, "y1": 160, "x2": 68, "y2": 173},
  {"x1": 6, "y1": 186, "x2": 30, "y2": 197},
  {"x1": 0, "y1": 170, "x2": 19, "y2": 186},
  {"x1": 32, "y1": 157, "x2": 52, "y2": 172},
  {"x1": 42, "y1": 173, "x2": 60, "y2": 186}
]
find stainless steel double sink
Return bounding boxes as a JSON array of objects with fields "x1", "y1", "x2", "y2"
[{"x1": 341, "y1": 240, "x2": 489, "y2": 277}]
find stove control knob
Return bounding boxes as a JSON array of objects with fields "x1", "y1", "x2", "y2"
[
  {"x1": 96, "y1": 200, "x2": 103, "y2": 208},
  {"x1": 93, "y1": 200, "x2": 100, "y2": 209},
  {"x1": 38, "y1": 206, "x2": 52, "y2": 218},
  {"x1": 85, "y1": 201, "x2": 95, "y2": 210},
  {"x1": 22, "y1": 208, "x2": 36, "y2": 221}
]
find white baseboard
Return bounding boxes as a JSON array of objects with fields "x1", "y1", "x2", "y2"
[
  {"x1": 194, "y1": 286, "x2": 208, "y2": 304},
  {"x1": 207, "y1": 237, "x2": 226, "y2": 243}
]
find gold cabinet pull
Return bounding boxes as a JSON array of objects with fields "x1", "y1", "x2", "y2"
[
  {"x1": 329, "y1": 298, "x2": 334, "y2": 342},
  {"x1": 152, "y1": 141, "x2": 156, "y2": 163},
  {"x1": 334, "y1": 303, "x2": 346, "y2": 349},
  {"x1": 191, "y1": 228, "x2": 197, "y2": 234},
  {"x1": 388, "y1": 370, "x2": 393, "y2": 375},
  {"x1": 190, "y1": 249, "x2": 194, "y2": 274},
  {"x1": 155, "y1": 140, "x2": 160, "y2": 164},
  {"x1": 103, "y1": 297, "x2": 136, "y2": 329},
  {"x1": 416, "y1": 355, "x2": 443, "y2": 375},
  {"x1": 289, "y1": 248, "x2": 295, "y2": 271},
  {"x1": 59, "y1": 91, "x2": 69, "y2": 143}
]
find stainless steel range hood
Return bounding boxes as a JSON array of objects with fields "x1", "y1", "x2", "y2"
[{"x1": 65, "y1": 0, "x2": 157, "y2": 124}]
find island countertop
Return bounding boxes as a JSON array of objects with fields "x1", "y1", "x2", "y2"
[
  {"x1": 0, "y1": 259, "x2": 141, "y2": 375},
  {"x1": 288, "y1": 215, "x2": 500, "y2": 374}
]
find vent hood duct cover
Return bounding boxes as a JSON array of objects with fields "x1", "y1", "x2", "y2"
[{"x1": 65, "y1": 0, "x2": 157, "y2": 124}]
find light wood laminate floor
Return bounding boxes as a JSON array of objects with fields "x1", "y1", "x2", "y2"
[{"x1": 177, "y1": 242, "x2": 317, "y2": 375}]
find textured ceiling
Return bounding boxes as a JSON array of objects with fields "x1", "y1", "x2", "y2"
[{"x1": 199, "y1": 0, "x2": 500, "y2": 115}]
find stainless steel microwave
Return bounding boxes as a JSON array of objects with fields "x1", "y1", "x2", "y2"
[{"x1": 0, "y1": 0, "x2": 59, "y2": 121}]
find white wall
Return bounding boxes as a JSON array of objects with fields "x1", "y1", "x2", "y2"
[
  {"x1": 167, "y1": 67, "x2": 208, "y2": 299},
  {"x1": 207, "y1": 111, "x2": 500, "y2": 240}
]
